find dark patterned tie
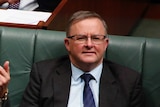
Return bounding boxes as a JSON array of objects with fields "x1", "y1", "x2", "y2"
[
  {"x1": 8, "y1": 2, "x2": 20, "y2": 9},
  {"x1": 81, "y1": 74, "x2": 96, "y2": 107}
]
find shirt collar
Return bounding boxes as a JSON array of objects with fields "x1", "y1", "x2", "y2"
[{"x1": 71, "y1": 63, "x2": 103, "y2": 83}]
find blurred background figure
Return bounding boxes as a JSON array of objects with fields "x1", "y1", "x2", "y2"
[
  {"x1": 0, "y1": 0, "x2": 61, "y2": 12},
  {"x1": 0, "y1": 0, "x2": 38, "y2": 10}
]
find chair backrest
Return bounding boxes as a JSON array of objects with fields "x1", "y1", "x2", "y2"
[
  {"x1": 0, "y1": 27, "x2": 67, "y2": 107},
  {"x1": 106, "y1": 35, "x2": 145, "y2": 73},
  {"x1": 106, "y1": 35, "x2": 160, "y2": 107},
  {"x1": 0, "y1": 26, "x2": 160, "y2": 107},
  {"x1": 142, "y1": 38, "x2": 160, "y2": 107}
]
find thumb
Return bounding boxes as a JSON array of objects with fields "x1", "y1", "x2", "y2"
[{"x1": 3, "y1": 61, "x2": 10, "y2": 73}]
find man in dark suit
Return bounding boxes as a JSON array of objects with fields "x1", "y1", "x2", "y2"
[{"x1": 19, "y1": 10, "x2": 144, "y2": 107}]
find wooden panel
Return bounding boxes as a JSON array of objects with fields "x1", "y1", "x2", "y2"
[
  {"x1": 43, "y1": 0, "x2": 67, "y2": 29},
  {"x1": 144, "y1": 4, "x2": 160, "y2": 19},
  {"x1": 47, "y1": 0, "x2": 149, "y2": 35}
]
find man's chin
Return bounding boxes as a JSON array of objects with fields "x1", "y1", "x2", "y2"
[{"x1": 81, "y1": 58, "x2": 96, "y2": 64}]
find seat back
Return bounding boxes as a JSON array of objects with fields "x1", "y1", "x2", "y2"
[
  {"x1": 142, "y1": 38, "x2": 160, "y2": 107},
  {"x1": 106, "y1": 35, "x2": 160, "y2": 107},
  {"x1": 0, "y1": 26, "x2": 160, "y2": 107},
  {"x1": 106, "y1": 35, "x2": 145, "y2": 73},
  {"x1": 0, "y1": 27, "x2": 36, "y2": 107},
  {"x1": 0, "y1": 27, "x2": 67, "y2": 107}
]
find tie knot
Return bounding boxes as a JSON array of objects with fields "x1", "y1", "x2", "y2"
[{"x1": 81, "y1": 74, "x2": 95, "y2": 84}]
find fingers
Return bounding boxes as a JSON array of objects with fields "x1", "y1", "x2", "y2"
[
  {"x1": 0, "y1": 61, "x2": 10, "y2": 97},
  {"x1": 0, "y1": 61, "x2": 10, "y2": 86},
  {"x1": 3, "y1": 61, "x2": 10, "y2": 74}
]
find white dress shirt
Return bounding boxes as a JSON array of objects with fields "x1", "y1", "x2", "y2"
[{"x1": 67, "y1": 63, "x2": 103, "y2": 107}]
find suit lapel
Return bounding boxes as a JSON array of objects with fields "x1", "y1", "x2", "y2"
[
  {"x1": 51, "y1": 58, "x2": 126, "y2": 107},
  {"x1": 99, "y1": 63, "x2": 119, "y2": 107},
  {"x1": 53, "y1": 59, "x2": 72, "y2": 107}
]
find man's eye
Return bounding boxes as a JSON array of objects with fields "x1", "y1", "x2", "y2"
[
  {"x1": 77, "y1": 36, "x2": 86, "y2": 40},
  {"x1": 92, "y1": 37, "x2": 100, "y2": 40}
]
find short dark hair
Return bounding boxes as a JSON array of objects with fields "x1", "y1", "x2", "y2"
[{"x1": 66, "y1": 10, "x2": 108, "y2": 37}]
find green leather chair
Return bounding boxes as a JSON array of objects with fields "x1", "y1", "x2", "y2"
[
  {"x1": 106, "y1": 35, "x2": 160, "y2": 107},
  {"x1": 0, "y1": 26, "x2": 160, "y2": 107}
]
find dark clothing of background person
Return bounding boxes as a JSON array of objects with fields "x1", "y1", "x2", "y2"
[{"x1": 35, "y1": 0, "x2": 61, "y2": 12}]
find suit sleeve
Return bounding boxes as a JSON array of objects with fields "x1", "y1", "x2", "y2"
[
  {"x1": 130, "y1": 74, "x2": 144, "y2": 107},
  {"x1": 19, "y1": 64, "x2": 41, "y2": 107},
  {"x1": 1, "y1": 99, "x2": 10, "y2": 107}
]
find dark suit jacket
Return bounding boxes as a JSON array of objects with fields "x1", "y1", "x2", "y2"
[
  {"x1": 20, "y1": 55, "x2": 144, "y2": 107},
  {"x1": 35, "y1": 0, "x2": 61, "y2": 12},
  {"x1": 2, "y1": 99, "x2": 10, "y2": 107}
]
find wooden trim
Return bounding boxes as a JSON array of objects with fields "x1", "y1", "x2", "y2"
[
  {"x1": 0, "y1": 0, "x2": 68, "y2": 29},
  {"x1": 0, "y1": 22, "x2": 41, "y2": 29},
  {"x1": 43, "y1": 0, "x2": 68, "y2": 28}
]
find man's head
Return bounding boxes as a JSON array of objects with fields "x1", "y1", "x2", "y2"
[
  {"x1": 66, "y1": 10, "x2": 108, "y2": 36},
  {"x1": 64, "y1": 10, "x2": 109, "y2": 71}
]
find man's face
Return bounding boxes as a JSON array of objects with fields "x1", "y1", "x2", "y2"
[{"x1": 64, "y1": 18, "x2": 109, "y2": 69}]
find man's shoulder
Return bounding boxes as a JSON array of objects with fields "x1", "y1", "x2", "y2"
[
  {"x1": 103, "y1": 59, "x2": 142, "y2": 91},
  {"x1": 103, "y1": 59, "x2": 140, "y2": 76},
  {"x1": 34, "y1": 55, "x2": 70, "y2": 69}
]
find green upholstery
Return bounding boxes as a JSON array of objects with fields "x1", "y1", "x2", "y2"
[
  {"x1": 106, "y1": 35, "x2": 160, "y2": 107},
  {"x1": 106, "y1": 35, "x2": 145, "y2": 73},
  {"x1": 0, "y1": 27, "x2": 36, "y2": 107},
  {"x1": 0, "y1": 26, "x2": 160, "y2": 107},
  {"x1": 142, "y1": 38, "x2": 160, "y2": 107},
  {"x1": 34, "y1": 30, "x2": 67, "y2": 62}
]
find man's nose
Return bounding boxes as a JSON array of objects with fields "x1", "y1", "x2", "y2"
[{"x1": 85, "y1": 37, "x2": 94, "y2": 46}]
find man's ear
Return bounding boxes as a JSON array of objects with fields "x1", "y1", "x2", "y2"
[
  {"x1": 64, "y1": 38, "x2": 70, "y2": 51},
  {"x1": 105, "y1": 38, "x2": 109, "y2": 48}
]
